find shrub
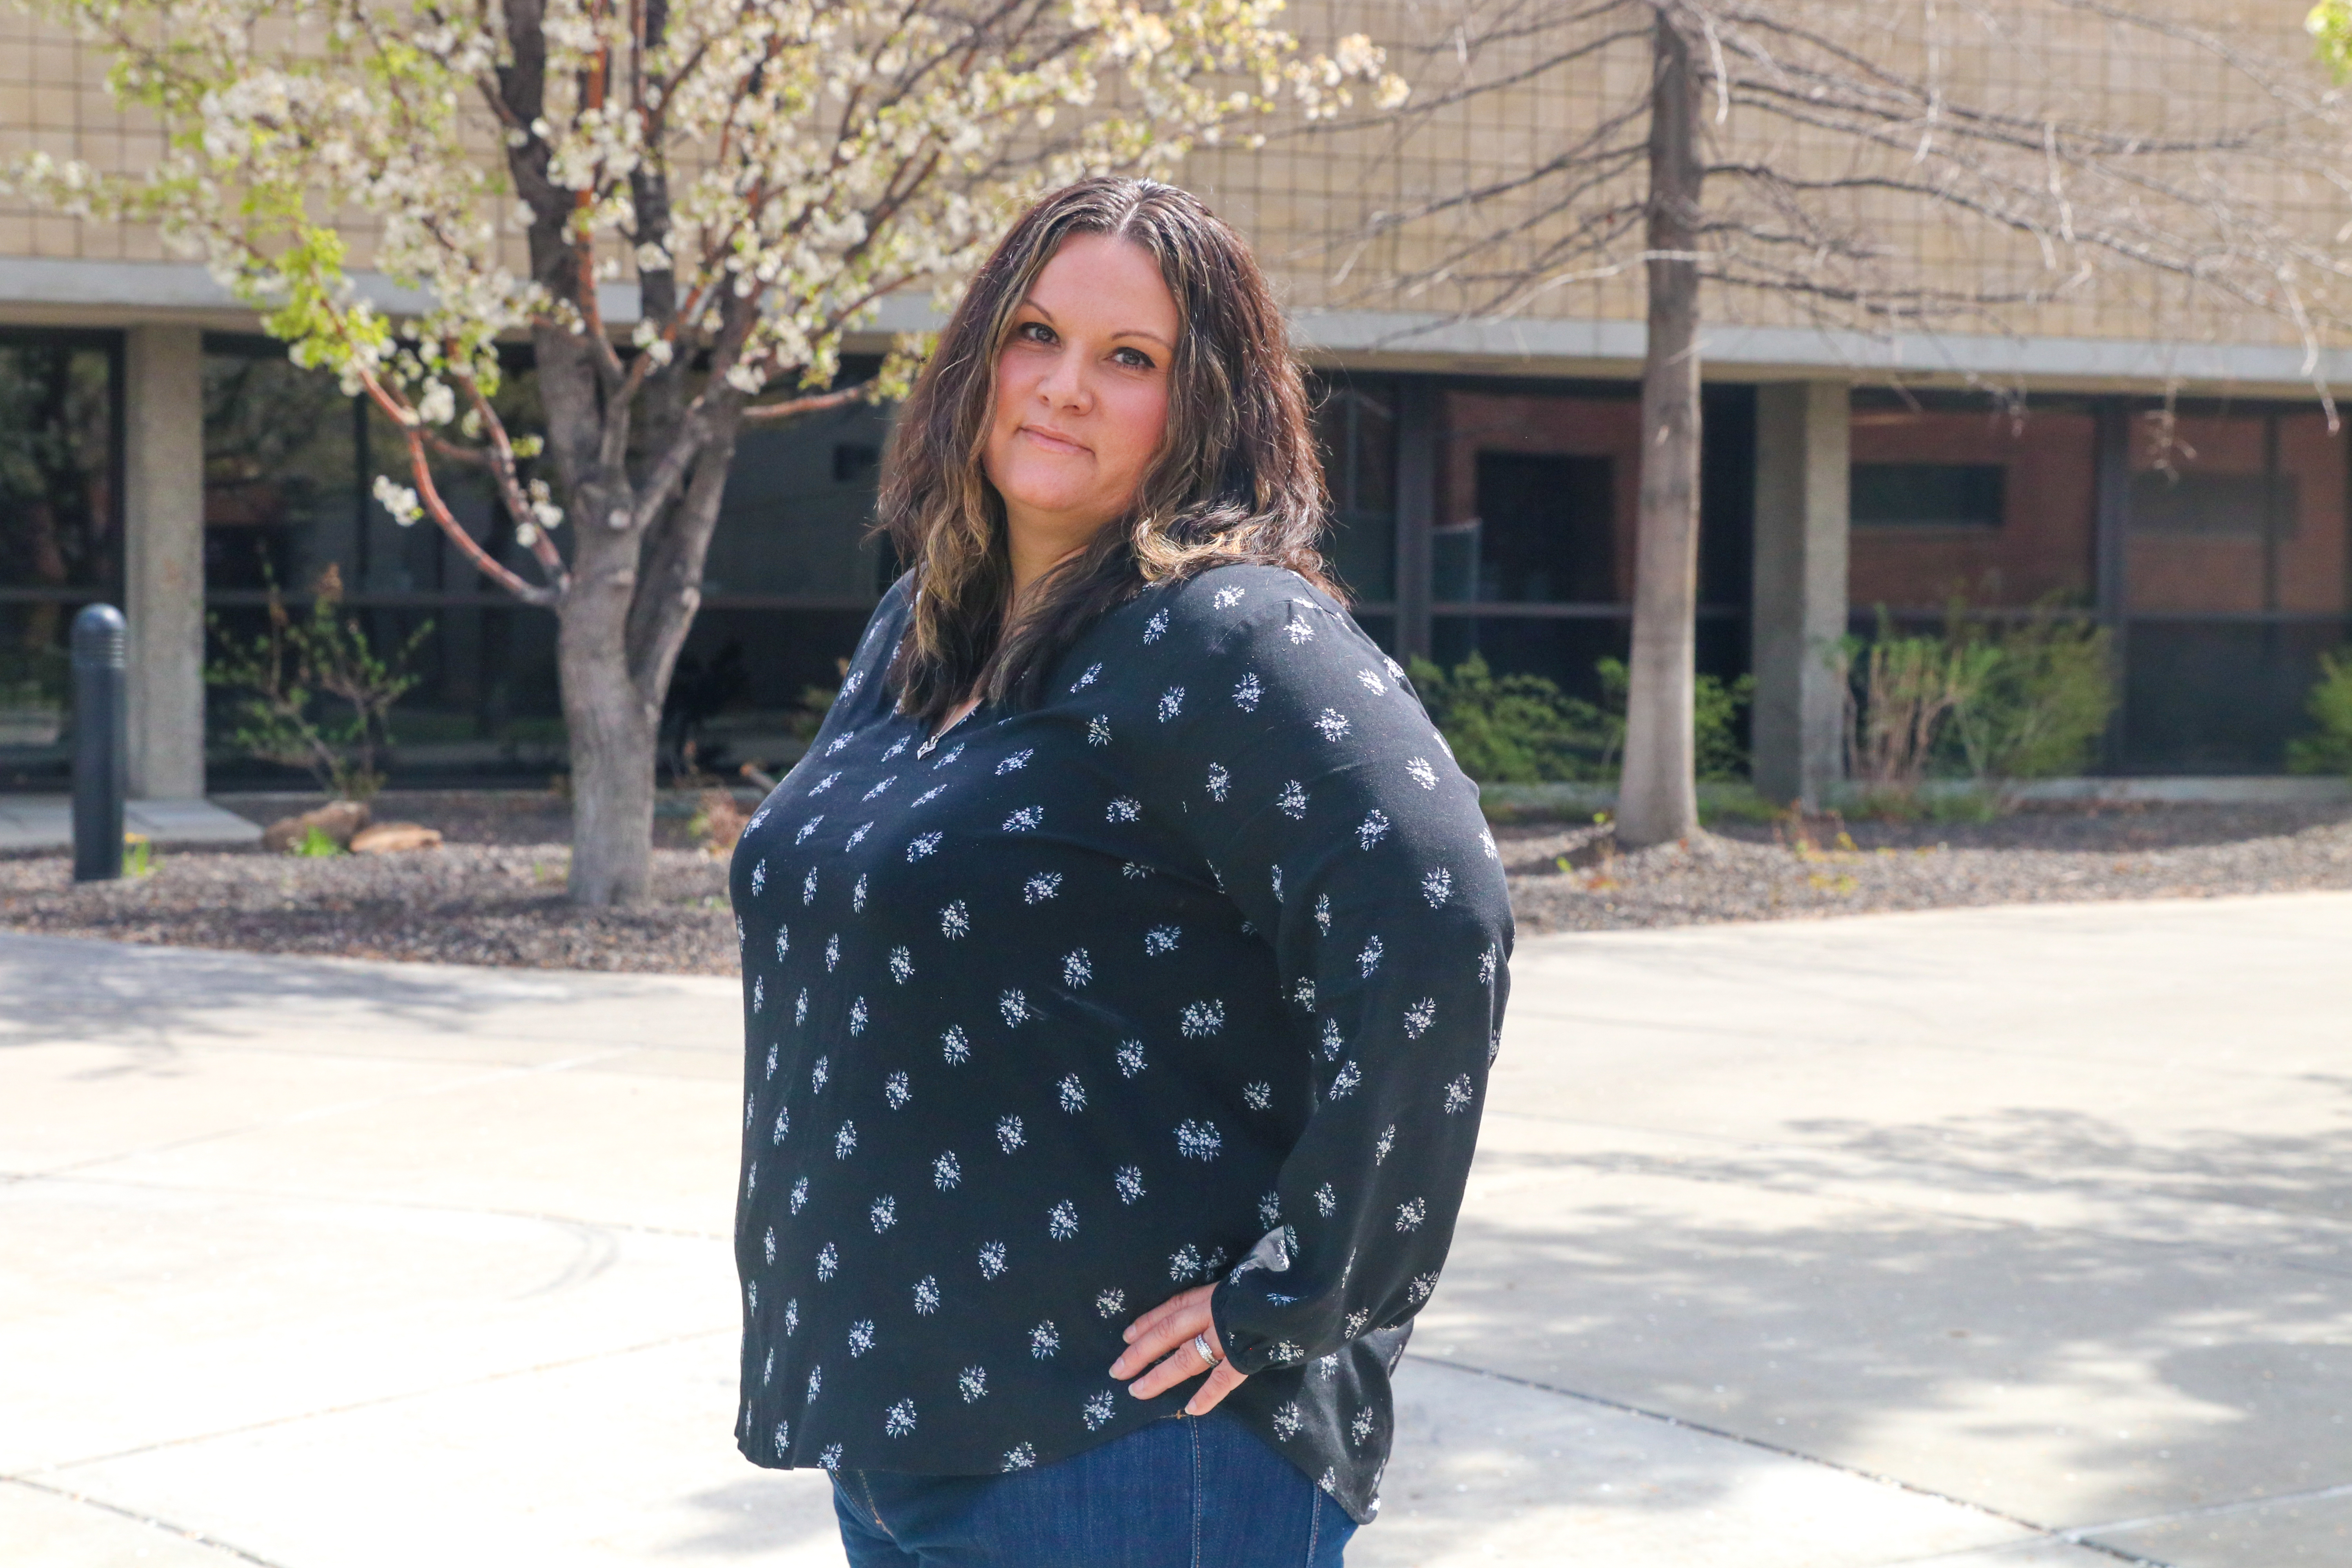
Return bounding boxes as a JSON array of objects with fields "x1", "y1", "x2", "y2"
[
  {"x1": 1945, "y1": 599, "x2": 2116, "y2": 782},
  {"x1": 1406, "y1": 652, "x2": 1614, "y2": 783},
  {"x1": 207, "y1": 563, "x2": 431, "y2": 802},
  {"x1": 1838, "y1": 614, "x2": 2000, "y2": 804},
  {"x1": 1593, "y1": 657, "x2": 1756, "y2": 785},
  {"x1": 1408, "y1": 652, "x2": 1754, "y2": 785},
  {"x1": 2287, "y1": 650, "x2": 2352, "y2": 777}
]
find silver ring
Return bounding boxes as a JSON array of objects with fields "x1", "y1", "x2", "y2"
[{"x1": 1192, "y1": 1331, "x2": 1223, "y2": 1367}]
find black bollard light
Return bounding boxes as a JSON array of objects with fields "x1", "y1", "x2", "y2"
[{"x1": 71, "y1": 603, "x2": 128, "y2": 883}]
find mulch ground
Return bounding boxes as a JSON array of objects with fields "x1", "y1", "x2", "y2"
[{"x1": 2, "y1": 790, "x2": 2348, "y2": 973}]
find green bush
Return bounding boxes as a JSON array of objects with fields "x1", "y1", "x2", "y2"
[
  {"x1": 2287, "y1": 650, "x2": 2352, "y2": 777},
  {"x1": 1592, "y1": 657, "x2": 1756, "y2": 785},
  {"x1": 1407, "y1": 652, "x2": 1754, "y2": 785},
  {"x1": 1945, "y1": 600, "x2": 2116, "y2": 781},
  {"x1": 1407, "y1": 652, "x2": 1612, "y2": 783}
]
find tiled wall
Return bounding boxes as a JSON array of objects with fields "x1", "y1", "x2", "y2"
[{"x1": 3, "y1": 1, "x2": 2342, "y2": 356}]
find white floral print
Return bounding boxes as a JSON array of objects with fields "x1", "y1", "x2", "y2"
[{"x1": 1175, "y1": 1120, "x2": 1222, "y2": 1161}]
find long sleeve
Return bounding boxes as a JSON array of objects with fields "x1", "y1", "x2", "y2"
[{"x1": 1129, "y1": 572, "x2": 1513, "y2": 1377}]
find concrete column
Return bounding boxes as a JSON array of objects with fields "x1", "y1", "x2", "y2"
[
  {"x1": 124, "y1": 323, "x2": 207, "y2": 800},
  {"x1": 1750, "y1": 381, "x2": 1849, "y2": 809}
]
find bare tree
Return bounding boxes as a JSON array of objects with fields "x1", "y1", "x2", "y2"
[{"x1": 1288, "y1": 0, "x2": 2352, "y2": 844}]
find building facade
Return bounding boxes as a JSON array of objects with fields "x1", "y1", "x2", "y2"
[{"x1": 4, "y1": 3, "x2": 2349, "y2": 796}]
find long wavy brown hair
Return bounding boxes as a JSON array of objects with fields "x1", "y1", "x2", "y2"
[{"x1": 880, "y1": 177, "x2": 1333, "y2": 727}]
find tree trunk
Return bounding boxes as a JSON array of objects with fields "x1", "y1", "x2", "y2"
[
  {"x1": 559, "y1": 513, "x2": 660, "y2": 906},
  {"x1": 1617, "y1": 5, "x2": 1706, "y2": 849}
]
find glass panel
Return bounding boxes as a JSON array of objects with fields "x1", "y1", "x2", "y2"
[
  {"x1": 2125, "y1": 410, "x2": 2347, "y2": 615},
  {"x1": 666, "y1": 608, "x2": 875, "y2": 774},
  {"x1": 1848, "y1": 405, "x2": 2096, "y2": 608},
  {"x1": 203, "y1": 347, "x2": 363, "y2": 594},
  {"x1": 1309, "y1": 374, "x2": 1396, "y2": 603},
  {"x1": 1, "y1": 337, "x2": 116, "y2": 789},
  {"x1": 707, "y1": 401, "x2": 896, "y2": 601},
  {"x1": 1428, "y1": 614, "x2": 1630, "y2": 699},
  {"x1": 1439, "y1": 389, "x2": 1639, "y2": 605},
  {"x1": 2121, "y1": 619, "x2": 2349, "y2": 773},
  {"x1": 1463, "y1": 451, "x2": 1616, "y2": 603},
  {"x1": 205, "y1": 601, "x2": 566, "y2": 786},
  {"x1": 1853, "y1": 463, "x2": 2005, "y2": 528}
]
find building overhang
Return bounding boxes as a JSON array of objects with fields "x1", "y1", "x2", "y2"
[{"x1": 7, "y1": 258, "x2": 2347, "y2": 403}]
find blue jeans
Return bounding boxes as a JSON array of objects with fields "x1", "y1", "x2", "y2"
[{"x1": 829, "y1": 1412, "x2": 1355, "y2": 1567}]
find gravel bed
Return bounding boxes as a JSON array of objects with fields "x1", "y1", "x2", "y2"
[
  {"x1": 0, "y1": 844, "x2": 737, "y2": 974},
  {"x1": 2, "y1": 796, "x2": 2348, "y2": 971},
  {"x1": 1501, "y1": 804, "x2": 2352, "y2": 933}
]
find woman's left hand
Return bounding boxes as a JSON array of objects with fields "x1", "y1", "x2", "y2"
[{"x1": 1112, "y1": 1283, "x2": 1248, "y2": 1415}]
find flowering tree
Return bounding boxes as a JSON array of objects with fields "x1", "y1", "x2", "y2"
[{"x1": 15, "y1": 0, "x2": 1401, "y2": 903}]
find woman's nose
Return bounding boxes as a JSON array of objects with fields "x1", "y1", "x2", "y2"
[{"x1": 1037, "y1": 349, "x2": 1091, "y2": 411}]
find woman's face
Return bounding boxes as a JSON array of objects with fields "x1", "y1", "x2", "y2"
[{"x1": 983, "y1": 231, "x2": 1181, "y2": 563}]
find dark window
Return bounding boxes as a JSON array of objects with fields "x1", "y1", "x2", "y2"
[
  {"x1": 2, "y1": 333, "x2": 120, "y2": 787},
  {"x1": 1308, "y1": 374, "x2": 1398, "y2": 603},
  {"x1": 832, "y1": 443, "x2": 880, "y2": 485},
  {"x1": 2127, "y1": 470, "x2": 2293, "y2": 537},
  {"x1": 1852, "y1": 462, "x2": 2005, "y2": 528},
  {"x1": 1457, "y1": 451, "x2": 1616, "y2": 603}
]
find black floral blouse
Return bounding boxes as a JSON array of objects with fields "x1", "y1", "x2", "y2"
[{"x1": 729, "y1": 563, "x2": 1513, "y2": 1524}]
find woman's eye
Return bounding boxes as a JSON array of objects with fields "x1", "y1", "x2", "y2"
[
  {"x1": 1115, "y1": 347, "x2": 1156, "y2": 370},
  {"x1": 1019, "y1": 321, "x2": 1056, "y2": 344}
]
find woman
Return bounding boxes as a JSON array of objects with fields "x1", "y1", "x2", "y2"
[{"x1": 730, "y1": 177, "x2": 1512, "y2": 1565}]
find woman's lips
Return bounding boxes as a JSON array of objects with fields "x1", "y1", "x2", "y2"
[{"x1": 1019, "y1": 425, "x2": 1089, "y2": 456}]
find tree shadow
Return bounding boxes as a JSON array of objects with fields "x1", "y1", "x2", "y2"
[
  {"x1": 1421, "y1": 1097, "x2": 2352, "y2": 1536},
  {"x1": 0, "y1": 929, "x2": 718, "y2": 1054}
]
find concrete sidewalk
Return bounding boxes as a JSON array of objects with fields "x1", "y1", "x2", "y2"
[
  {"x1": 0, "y1": 797, "x2": 262, "y2": 853},
  {"x1": 3, "y1": 895, "x2": 2349, "y2": 1566}
]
